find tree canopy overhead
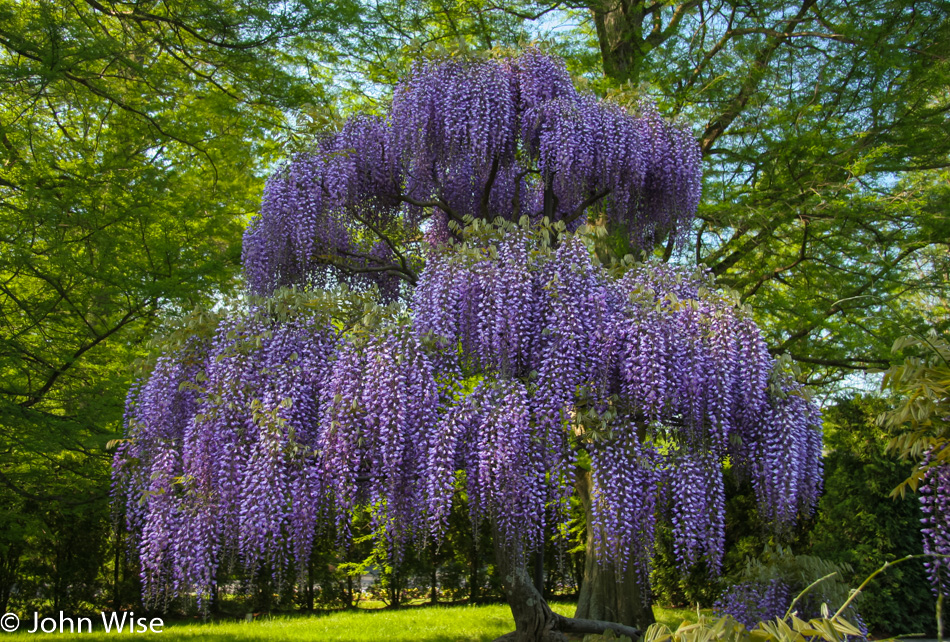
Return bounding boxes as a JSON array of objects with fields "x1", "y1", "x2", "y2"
[
  {"x1": 330, "y1": 0, "x2": 950, "y2": 386},
  {"x1": 0, "y1": 0, "x2": 356, "y2": 504},
  {"x1": 0, "y1": 0, "x2": 361, "y2": 609}
]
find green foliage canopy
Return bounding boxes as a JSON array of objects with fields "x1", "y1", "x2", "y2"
[
  {"x1": 0, "y1": 0, "x2": 356, "y2": 604},
  {"x1": 340, "y1": 0, "x2": 950, "y2": 386}
]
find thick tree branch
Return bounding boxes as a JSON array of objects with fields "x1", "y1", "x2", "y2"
[
  {"x1": 331, "y1": 251, "x2": 418, "y2": 285},
  {"x1": 398, "y1": 194, "x2": 464, "y2": 226},
  {"x1": 563, "y1": 188, "x2": 611, "y2": 225},
  {"x1": 554, "y1": 614, "x2": 640, "y2": 639},
  {"x1": 789, "y1": 354, "x2": 891, "y2": 370},
  {"x1": 741, "y1": 219, "x2": 810, "y2": 300},
  {"x1": 479, "y1": 156, "x2": 501, "y2": 219},
  {"x1": 700, "y1": 0, "x2": 819, "y2": 155},
  {"x1": 772, "y1": 244, "x2": 922, "y2": 354},
  {"x1": 19, "y1": 305, "x2": 148, "y2": 408}
]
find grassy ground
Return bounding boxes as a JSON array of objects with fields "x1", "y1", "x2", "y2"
[{"x1": 4, "y1": 602, "x2": 704, "y2": 641}]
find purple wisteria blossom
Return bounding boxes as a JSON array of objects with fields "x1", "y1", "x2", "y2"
[
  {"x1": 113, "y1": 310, "x2": 334, "y2": 604},
  {"x1": 117, "y1": 229, "x2": 823, "y2": 605},
  {"x1": 409, "y1": 229, "x2": 823, "y2": 592},
  {"x1": 920, "y1": 456, "x2": 950, "y2": 596}
]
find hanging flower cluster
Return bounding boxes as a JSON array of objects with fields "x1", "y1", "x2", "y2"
[
  {"x1": 714, "y1": 577, "x2": 868, "y2": 635},
  {"x1": 117, "y1": 51, "x2": 821, "y2": 610},
  {"x1": 920, "y1": 455, "x2": 950, "y2": 596},
  {"x1": 409, "y1": 228, "x2": 823, "y2": 583},
  {"x1": 114, "y1": 309, "x2": 335, "y2": 605},
  {"x1": 319, "y1": 328, "x2": 440, "y2": 556},
  {"x1": 713, "y1": 579, "x2": 795, "y2": 628},
  {"x1": 242, "y1": 49, "x2": 701, "y2": 298},
  {"x1": 117, "y1": 226, "x2": 823, "y2": 605}
]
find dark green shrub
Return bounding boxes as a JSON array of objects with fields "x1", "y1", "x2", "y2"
[{"x1": 809, "y1": 395, "x2": 936, "y2": 636}]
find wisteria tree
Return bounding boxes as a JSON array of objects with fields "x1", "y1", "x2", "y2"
[{"x1": 114, "y1": 51, "x2": 824, "y2": 642}]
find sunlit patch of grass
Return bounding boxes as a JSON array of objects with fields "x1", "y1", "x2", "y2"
[
  {"x1": 654, "y1": 605, "x2": 715, "y2": 629},
  {"x1": 3, "y1": 602, "x2": 710, "y2": 641}
]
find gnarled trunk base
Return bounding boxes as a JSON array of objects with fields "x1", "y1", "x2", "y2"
[
  {"x1": 575, "y1": 551, "x2": 654, "y2": 631},
  {"x1": 493, "y1": 524, "x2": 642, "y2": 642},
  {"x1": 575, "y1": 470, "x2": 656, "y2": 632}
]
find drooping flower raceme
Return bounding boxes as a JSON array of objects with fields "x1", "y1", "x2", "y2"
[
  {"x1": 409, "y1": 229, "x2": 823, "y2": 586},
  {"x1": 117, "y1": 51, "x2": 821, "y2": 609},
  {"x1": 117, "y1": 228, "x2": 823, "y2": 606},
  {"x1": 713, "y1": 579, "x2": 794, "y2": 629},
  {"x1": 920, "y1": 456, "x2": 950, "y2": 596},
  {"x1": 114, "y1": 308, "x2": 335, "y2": 605}
]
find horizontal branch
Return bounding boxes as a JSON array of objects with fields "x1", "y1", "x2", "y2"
[
  {"x1": 0, "y1": 469, "x2": 109, "y2": 507},
  {"x1": 398, "y1": 194, "x2": 464, "y2": 226},
  {"x1": 786, "y1": 353, "x2": 891, "y2": 370},
  {"x1": 563, "y1": 188, "x2": 611, "y2": 226},
  {"x1": 555, "y1": 614, "x2": 640, "y2": 639}
]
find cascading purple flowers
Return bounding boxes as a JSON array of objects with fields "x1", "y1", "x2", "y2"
[
  {"x1": 666, "y1": 450, "x2": 726, "y2": 575},
  {"x1": 116, "y1": 50, "x2": 826, "y2": 613},
  {"x1": 113, "y1": 309, "x2": 335, "y2": 604},
  {"x1": 319, "y1": 327, "x2": 440, "y2": 557},
  {"x1": 920, "y1": 456, "x2": 950, "y2": 596},
  {"x1": 409, "y1": 229, "x2": 823, "y2": 589},
  {"x1": 714, "y1": 575, "x2": 869, "y2": 636},
  {"x1": 242, "y1": 115, "x2": 406, "y2": 298},
  {"x1": 713, "y1": 579, "x2": 794, "y2": 629},
  {"x1": 242, "y1": 49, "x2": 702, "y2": 298},
  {"x1": 589, "y1": 435, "x2": 661, "y2": 582},
  {"x1": 117, "y1": 227, "x2": 824, "y2": 605}
]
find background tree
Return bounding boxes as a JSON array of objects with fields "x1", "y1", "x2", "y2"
[
  {"x1": 880, "y1": 328, "x2": 950, "y2": 615},
  {"x1": 333, "y1": 0, "x2": 950, "y2": 386},
  {"x1": 809, "y1": 395, "x2": 936, "y2": 636},
  {"x1": 0, "y1": 0, "x2": 357, "y2": 608}
]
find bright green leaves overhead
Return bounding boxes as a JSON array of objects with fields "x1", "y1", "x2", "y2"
[{"x1": 0, "y1": 0, "x2": 357, "y2": 514}]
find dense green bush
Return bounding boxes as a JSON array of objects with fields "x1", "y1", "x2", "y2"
[{"x1": 809, "y1": 395, "x2": 936, "y2": 636}]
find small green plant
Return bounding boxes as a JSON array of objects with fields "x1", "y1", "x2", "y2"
[
  {"x1": 643, "y1": 606, "x2": 863, "y2": 642},
  {"x1": 654, "y1": 554, "x2": 950, "y2": 642}
]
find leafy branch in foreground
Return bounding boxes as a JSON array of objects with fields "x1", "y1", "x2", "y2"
[
  {"x1": 878, "y1": 330, "x2": 950, "y2": 599},
  {"x1": 649, "y1": 555, "x2": 950, "y2": 642}
]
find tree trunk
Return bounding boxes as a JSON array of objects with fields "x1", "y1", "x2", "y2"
[
  {"x1": 493, "y1": 524, "x2": 568, "y2": 642},
  {"x1": 306, "y1": 558, "x2": 315, "y2": 610},
  {"x1": 589, "y1": 0, "x2": 649, "y2": 85},
  {"x1": 469, "y1": 528, "x2": 480, "y2": 603},
  {"x1": 112, "y1": 527, "x2": 121, "y2": 612},
  {"x1": 575, "y1": 470, "x2": 656, "y2": 631},
  {"x1": 532, "y1": 549, "x2": 545, "y2": 596},
  {"x1": 0, "y1": 544, "x2": 20, "y2": 614},
  {"x1": 492, "y1": 523, "x2": 642, "y2": 642}
]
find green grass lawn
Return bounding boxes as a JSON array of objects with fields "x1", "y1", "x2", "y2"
[{"x1": 3, "y1": 603, "x2": 704, "y2": 641}]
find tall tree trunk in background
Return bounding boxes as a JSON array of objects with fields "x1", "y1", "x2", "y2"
[
  {"x1": 430, "y1": 541, "x2": 439, "y2": 604},
  {"x1": 588, "y1": 0, "x2": 696, "y2": 85},
  {"x1": 469, "y1": 529, "x2": 480, "y2": 603},
  {"x1": 0, "y1": 545, "x2": 20, "y2": 614},
  {"x1": 307, "y1": 558, "x2": 315, "y2": 610},
  {"x1": 575, "y1": 470, "x2": 656, "y2": 631},
  {"x1": 112, "y1": 526, "x2": 121, "y2": 612},
  {"x1": 590, "y1": 0, "x2": 648, "y2": 84}
]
